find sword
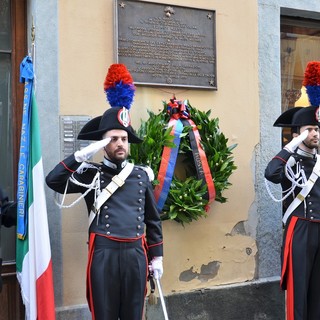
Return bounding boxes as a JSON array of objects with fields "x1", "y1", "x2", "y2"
[{"x1": 155, "y1": 277, "x2": 169, "y2": 320}]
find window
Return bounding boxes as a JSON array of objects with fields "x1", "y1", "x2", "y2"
[{"x1": 280, "y1": 16, "x2": 320, "y2": 145}]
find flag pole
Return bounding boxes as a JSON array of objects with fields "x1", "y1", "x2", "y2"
[{"x1": 30, "y1": 16, "x2": 36, "y2": 92}]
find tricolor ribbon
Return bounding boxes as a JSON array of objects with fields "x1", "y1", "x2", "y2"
[
  {"x1": 154, "y1": 116, "x2": 183, "y2": 211},
  {"x1": 17, "y1": 56, "x2": 34, "y2": 239},
  {"x1": 154, "y1": 99, "x2": 216, "y2": 212}
]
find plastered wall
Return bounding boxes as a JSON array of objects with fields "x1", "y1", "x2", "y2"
[{"x1": 58, "y1": 0, "x2": 259, "y2": 306}]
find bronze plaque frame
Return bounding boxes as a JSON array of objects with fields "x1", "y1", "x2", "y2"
[{"x1": 114, "y1": 0, "x2": 217, "y2": 90}]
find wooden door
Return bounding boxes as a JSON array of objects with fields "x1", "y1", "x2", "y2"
[{"x1": 0, "y1": 264, "x2": 24, "y2": 320}]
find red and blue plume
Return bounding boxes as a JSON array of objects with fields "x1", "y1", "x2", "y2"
[
  {"x1": 303, "y1": 61, "x2": 320, "y2": 106},
  {"x1": 104, "y1": 64, "x2": 136, "y2": 109}
]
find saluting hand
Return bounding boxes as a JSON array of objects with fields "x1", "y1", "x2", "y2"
[
  {"x1": 74, "y1": 137, "x2": 111, "y2": 162},
  {"x1": 284, "y1": 129, "x2": 308, "y2": 153}
]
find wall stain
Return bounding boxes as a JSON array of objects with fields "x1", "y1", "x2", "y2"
[
  {"x1": 226, "y1": 220, "x2": 247, "y2": 236},
  {"x1": 179, "y1": 261, "x2": 221, "y2": 283}
]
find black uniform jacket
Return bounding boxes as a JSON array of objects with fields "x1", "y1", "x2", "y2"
[
  {"x1": 46, "y1": 155, "x2": 163, "y2": 257},
  {"x1": 265, "y1": 148, "x2": 320, "y2": 221}
]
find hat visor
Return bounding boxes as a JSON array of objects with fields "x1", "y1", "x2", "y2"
[{"x1": 77, "y1": 116, "x2": 143, "y2": 143}]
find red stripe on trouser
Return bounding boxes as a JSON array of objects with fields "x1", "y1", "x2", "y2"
[
  {"x1": 142, "y1": 236, "x2": 149, "y2": 297},
  {"x1": 36, "y1": 260, "x2": 56, "y2": 320},
  {"x1": 86, "y1": 234, "x2": 149, "y2": 320},
  {"x1": 281, "y1": 216, "x2": 298, "y2": 320},
  {"x1": 86, "y1": 233, "x2": 96, "y2": 320}
]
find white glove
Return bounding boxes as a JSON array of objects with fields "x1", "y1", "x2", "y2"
[
  {"x1": 74, "y1": 137, "x2": 111, "y2": 162},
  {"x1": 149, "y1": 256, "x2": 163, "y2": 280},
  {"x1": 284, "y1": 129, "x2": 308, "y2": 153}
]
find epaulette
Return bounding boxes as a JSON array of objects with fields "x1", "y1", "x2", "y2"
[
  {"x1": 135, "y1": 165, "x2": 155, "y2": 182},
  {"x1": 287, "y1": 155, "x2": 297, "y2": 168}
]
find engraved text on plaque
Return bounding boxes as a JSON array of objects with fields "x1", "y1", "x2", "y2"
[{"x1": 115, "y1": 0, "x2": 217, "y2": 89}]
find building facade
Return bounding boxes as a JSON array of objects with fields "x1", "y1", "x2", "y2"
[{"x1": 1, "y1": 0, "x2": 320, "y2": 319}]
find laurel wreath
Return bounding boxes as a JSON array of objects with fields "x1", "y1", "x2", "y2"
[{"x1": 129, "y1": 100, "x2": 237, "y2": 225}]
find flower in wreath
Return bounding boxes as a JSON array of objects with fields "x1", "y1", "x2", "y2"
[{"x1": 129, "y1": 97, "x2": 237, "y2": 225}]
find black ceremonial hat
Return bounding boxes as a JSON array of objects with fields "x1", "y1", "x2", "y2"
[
  {"x1": 273, "y1": 106, "x2": 320, "y2": 128},
  {"x1": 78, "y1": 107, "x2": 143, "y2": 143},
  {"x1": 273, "y1": 107, "x2": 303, "y2": 127},
  {"x1": 291, "y1": 106, "x2": 320, "y2": 127}
]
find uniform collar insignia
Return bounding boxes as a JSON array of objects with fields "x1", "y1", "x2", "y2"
[
  {"x1": 296, "y1": 148, "x2": 316, "y2": 159},
  {"x1": 103, "y1": 157, "x2": 127, "y2": 170}
]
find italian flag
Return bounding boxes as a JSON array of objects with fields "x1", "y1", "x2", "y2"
[{"x1": 16, "y1": 93, "x2": 56, "y2": 319}]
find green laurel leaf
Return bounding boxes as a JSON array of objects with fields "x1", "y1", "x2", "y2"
[{"x1": 129, "y1": 100, "x2": 237, "y2": 225}]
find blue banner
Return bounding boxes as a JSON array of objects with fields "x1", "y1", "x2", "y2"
[
  {"x1": 155, "y1": 118, "x2": 183, "y2": 211},
  {"x1": 17, "y1": 56, "x2": 34, "y2": 239}
]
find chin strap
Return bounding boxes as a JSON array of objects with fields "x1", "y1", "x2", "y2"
[{"x1": 302, "y1": 141, "x2": 311, "y2": 149}]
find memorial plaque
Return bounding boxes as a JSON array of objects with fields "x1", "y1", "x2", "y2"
[{"x1": 115, "y1": 0, "x2": 217, "y2": 89}]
